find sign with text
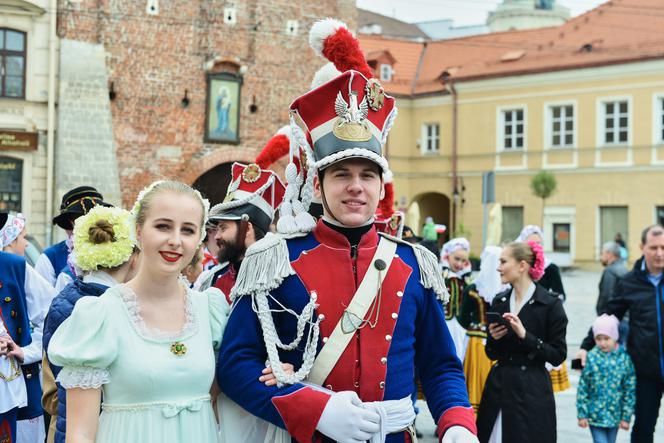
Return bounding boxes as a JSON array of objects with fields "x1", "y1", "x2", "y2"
[{"x1": 0, "y1": 131, "x2": 38, "y2": 151}]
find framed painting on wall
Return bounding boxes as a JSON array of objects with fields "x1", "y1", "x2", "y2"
[{"x1": 205, "y1": 73, "x2": 242, "y2": 144}]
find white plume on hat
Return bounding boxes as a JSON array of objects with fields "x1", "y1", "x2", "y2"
[{"x1": 309, "y1": 18, "x2": 347, "y2": 56}]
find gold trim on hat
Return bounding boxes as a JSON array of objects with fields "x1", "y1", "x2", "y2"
[{"x1": 333, "y1": 120, "x2": 372, "y2": 142}]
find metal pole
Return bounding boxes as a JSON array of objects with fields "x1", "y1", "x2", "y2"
[{"x1": 482, "y1": 202, "x2": 489, "y2": 249}]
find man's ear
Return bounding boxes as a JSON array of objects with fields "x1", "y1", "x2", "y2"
[
  {"x1": 245, "y1": 222, "x2": 255, "y2": 245},
  {"x1": 379, "y1": 179, "x2": 385, "y2": 200},
  {"x1": 313, "y1": 174, "x2": 322, "y2": 200}
]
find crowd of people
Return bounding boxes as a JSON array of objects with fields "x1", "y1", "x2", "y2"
[{"x1": 0, "y1": 16, "x2": 663, "y2": 443}]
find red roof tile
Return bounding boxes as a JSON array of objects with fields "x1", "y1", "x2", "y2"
[{"x1": 359, "y1": 0, "x2": 664, "y2": 96}]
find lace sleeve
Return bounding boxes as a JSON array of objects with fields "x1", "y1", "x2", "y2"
[{"x1": 56, "y1": 365, "x2": 110, "y2": 389}]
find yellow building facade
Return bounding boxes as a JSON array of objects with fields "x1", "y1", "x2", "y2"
[{"x1": 388, "y1": 59, "x2": 664, "y2": 265}]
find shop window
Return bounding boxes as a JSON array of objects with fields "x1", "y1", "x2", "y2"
[{"x1": 0, "y1": 157, "x2": 22, "y2": 211}]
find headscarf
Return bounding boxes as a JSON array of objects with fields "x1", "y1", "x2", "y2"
[
  {"x1": 0, "y1": 213, "x2": 26, "y2": 248},
  {"x1": 474, "y1": 245, "x2": 506, "y2": 304},
  {"x1": 440, "y1": 237, "x2": 471, "y2": 275},
  {"x1": 516, "y1": 225, "x2": 544, "y2": 242}
]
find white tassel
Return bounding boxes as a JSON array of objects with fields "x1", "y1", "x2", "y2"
[
  {"x1": 230, "y1": 233, "x2": 295, "y2": 300},
  {"x1": 310, "y1": 62, "x2": 342, "y2": 89},
  {"x1": 277, "y1": 214, "x2": 299, "y2": 235},
  {"x1": 413, "y1": 244, "x2": 450, "y2": 303},
  {"x1": 295, "y1": 212, "x2": 317, "y2": 231}
]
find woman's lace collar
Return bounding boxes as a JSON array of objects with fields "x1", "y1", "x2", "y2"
[{"x1": 116, "y1": 283, "x2": 198, "y2": 342}]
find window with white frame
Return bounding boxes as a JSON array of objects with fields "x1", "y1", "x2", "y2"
[
  {"x1": 603, "y1": 100, "x2": 629, "y2": 144},
  {"x1": 549, "y1": 104, "x2": 574, "y2": 147},
  {"x1": 501, "y1": 108, "x2": 524, "y2": 150},
  {"x1": 422, "y1": 123, "x2": 439, "y2": 153},
  {"x1": 380, "y1": 64, "x2": 393, "y2": 82}
]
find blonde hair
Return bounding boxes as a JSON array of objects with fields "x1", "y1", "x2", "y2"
[
  {"x1": 134, "y1": 181, "x2": 207, "y2": 232},
  {"x1": 505, "y1": 241, "x2": 535, "y2": 267},
  {"x1": 88, "y1": 219, "x2": 115, "y2": 244}
]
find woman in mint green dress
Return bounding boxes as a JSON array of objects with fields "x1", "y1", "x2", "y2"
[{"x1": 48, "y1": 181, "x2": 283, "y2": 443}]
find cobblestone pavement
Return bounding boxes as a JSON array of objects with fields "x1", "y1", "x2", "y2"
[{"x1": 414, "y1": 268, "x2": 664, "y2": 442}]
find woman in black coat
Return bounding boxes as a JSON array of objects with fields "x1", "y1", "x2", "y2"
[{"x1": 477, "y1": 241, "x2": 568, "y2": 443}]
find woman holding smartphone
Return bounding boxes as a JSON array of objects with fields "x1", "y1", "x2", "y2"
[{"x1": 476, "y1": 241, "x2": 568, "y2": 443}]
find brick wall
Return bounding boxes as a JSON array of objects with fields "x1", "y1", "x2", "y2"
[{"x1": 57, "y1": 0, "x2": 357, "y2": 207}]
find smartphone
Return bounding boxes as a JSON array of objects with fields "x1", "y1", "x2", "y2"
[
  {"x1": 486, "y1": 311, "x2": 509, "y2": 326},
  {"x1": 571, "y1": 358, "x2": 584, "y2": 370}
]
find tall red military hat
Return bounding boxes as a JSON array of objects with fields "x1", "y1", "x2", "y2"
[
  {"x1": 289, "y1": 19, "x2": 397, "y2": 173},
  {"x1": 208, "y1": 162, "x2": 286, "y2": 234}
]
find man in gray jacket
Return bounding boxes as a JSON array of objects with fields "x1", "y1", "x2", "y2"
[{"x1": 597, "y1": 241, "x2": 629, "y2": 315}]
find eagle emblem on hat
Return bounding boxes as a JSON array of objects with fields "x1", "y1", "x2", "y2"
[{"x1": 333, "y1": 91, "x2": 372, "y2": 142}]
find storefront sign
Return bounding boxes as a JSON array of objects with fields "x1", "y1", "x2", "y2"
[{"x1": 0, "y1": 131, "x2": 38, "y2": 151}]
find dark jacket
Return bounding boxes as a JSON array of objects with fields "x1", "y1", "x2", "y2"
[
  {"x1": 596, "y1": 259, "x2": 628, "y2": 315},
  {"x1": 582, "y1": 257, "x2": 664, "y2": 381},
  {"x1": 477, "y1": 284, "x2": 568, "y2": 443},
  {"x1": 43, "y1": 279, "x2": 109, "y2": 443},
  {"x1": 538, "y1": 262, "x2": 566, "y2": 300}
]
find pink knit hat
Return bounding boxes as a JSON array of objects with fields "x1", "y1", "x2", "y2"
[{"x1": 592, "y1": 314, "x2": 620, "y2": 341}]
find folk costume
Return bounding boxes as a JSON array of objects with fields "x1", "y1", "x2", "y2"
[
  {"x1": 458, "y1": 246, "x2": 503, "y2": 414},
  {"x1": 516, "y1": 225, "x2": 570, "y2": 392},
  {"x1": 47, "y1": 183, "x2": 229, "y2": 443},
  {"x1": 441, "y1": 238, "x2": 473, "y2": 361},
  {"x1": 42, "y1": 206, "x2": 135, "y2": 443},
  {"x1": 0, "y1": 213, "x2": 55, "y2": 443},
  {"x1": 35, "y1": 186, "x2": 110, "y2": 287},
  {"x1": 194, "y1": 162, "x2": 286, "y2": 302},
  {"x1": 217, "y1": 19, "x2": 477, "y2": 443}
]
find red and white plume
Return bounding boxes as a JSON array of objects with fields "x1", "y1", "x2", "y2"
[
  {"x1": 255, "y1": 126, "x2": 291, "y2": 170},
  {"x1": 309, "y1": 18, "x2": 373, "y2": 79},
  {"x1": 378, "y1": 168, "x2": 395, "y2": 218}
]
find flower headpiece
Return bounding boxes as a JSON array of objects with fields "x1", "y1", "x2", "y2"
[
  {"x1": 0, "y1": 213, "x2": 26, "y2": 248},
  {"x1": 131, "y1": 180, "x2": 210, "y2": 244},
  {"x1": 72, "y1": 206, "x2": 135, "y2": 271},
  {"x1": 527, "y1": 240, "x2": 545, "y2": 281}
]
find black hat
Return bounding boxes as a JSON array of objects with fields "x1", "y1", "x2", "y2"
[
  {"x1": 52, "y1": 186, "x2": 111, "y2": 230},
  {"x1": 0, "y1": 212, "x2": 7, "y2": 231}
]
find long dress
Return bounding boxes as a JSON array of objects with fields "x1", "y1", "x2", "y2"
[
  {"x1": 441, "y1": 266, "x2": 473, "y2": 361},
  {"x1": 48, "y1": 284, "x2": 228, "y2": 443},
  {"x1": 458, "y1": 284, "x2": 495, "y2": 414}
]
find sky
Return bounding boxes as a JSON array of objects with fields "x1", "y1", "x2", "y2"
[{"x1": 356, "y1": 0, "x2": 608, "y2": 27}]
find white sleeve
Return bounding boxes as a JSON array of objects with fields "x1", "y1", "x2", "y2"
[
  {"x1": 22, "y1": 265, "x2": 57, "y2": 365},
  {"x1": 55, "y1": 272, "x2": 74, "y2": 293},
  {"x1": 34, "y1": 254, "x2": 56, "y2": 287}
]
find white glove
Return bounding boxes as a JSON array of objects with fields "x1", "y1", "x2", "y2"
[
  {"x1": 441, "y1": 425, "x2": 479, "y2": 443},
  {"x1": 316, "y1": 391, "x2": 381, "y2": 443}
]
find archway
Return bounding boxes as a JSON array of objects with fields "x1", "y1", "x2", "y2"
[
  {"x1": 192, "y1": 162, "x2": 233, "y2": 206},
  {"x1": 408, "y1": 192, "x2": 451, "y2": 241}
]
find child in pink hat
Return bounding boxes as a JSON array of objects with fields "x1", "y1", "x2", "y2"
[{"x1": 577, "y1": 314, "x2": 636, "y2": 443}]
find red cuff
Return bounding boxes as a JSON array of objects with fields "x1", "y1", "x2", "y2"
[
  {"x1": 437, "y1": 406, "x2": 478, "y2": 441},
  {"x1": 272, "y1": 387, "x2": 331, "y2": 443}
]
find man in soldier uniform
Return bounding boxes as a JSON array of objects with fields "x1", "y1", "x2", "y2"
[
  {"x1": 217, "y1": 19, "x2": 477, "y2": 443},
  {"x1": 194, "y1": 163, "x2": 285, "y2": 303}
]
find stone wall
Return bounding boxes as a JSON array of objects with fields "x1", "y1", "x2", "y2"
[{"x1": 55, "y1": 39, "x2": 122, "y2": 209}]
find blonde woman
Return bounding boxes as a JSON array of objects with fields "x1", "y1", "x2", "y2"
[
  {"x1": 42, "y1": 205, "x2": 139, "y2": 443},
  {"x1": 48, "y1": 181, "x2": 286, "y2": 443}
]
